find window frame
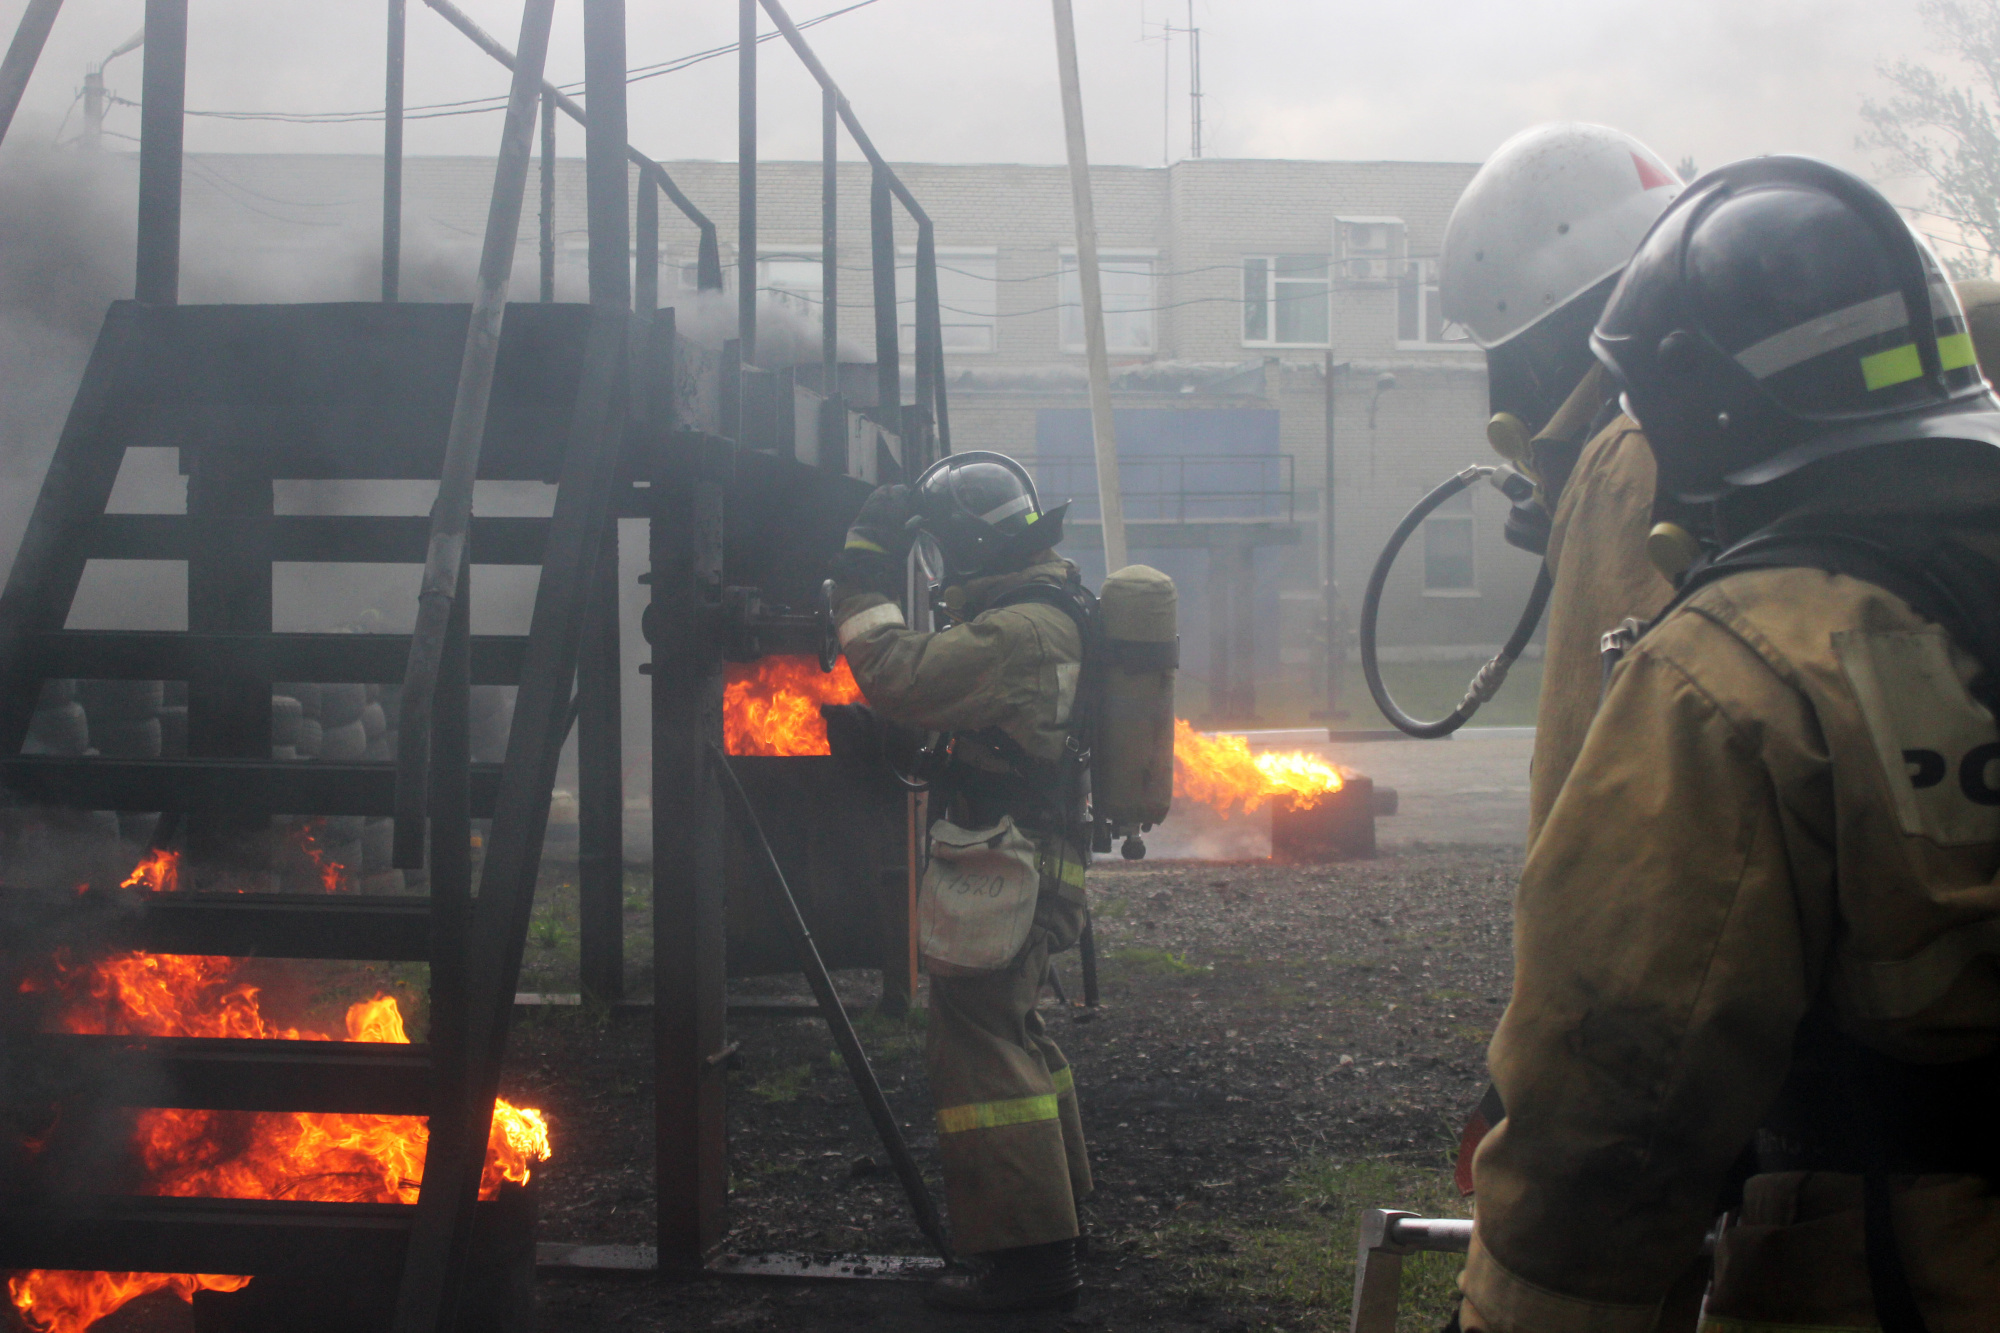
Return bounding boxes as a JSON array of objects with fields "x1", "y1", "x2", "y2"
[
  {"x1": 1396, "y1": 257, "x2": 1473, "y2": 350},
  {"x1": 757, "y1": 245, "x2": 826, "y2": 321},
  {"x1": 1420, "y1": 487, "x2": 1479, "y2": 595},
  {"x1": 1333, "y1": 215, "x2": 1405, "y2": 287},
  {"x1": 1057, "y1": 248, "x2": 1158, "y2": 355},
  {"x1": 898, "y1": 245, "x2": 1000, "y2": 356},
  {"x1": 1241, "y1": 253, "x2": 1333, "y2": 348}
]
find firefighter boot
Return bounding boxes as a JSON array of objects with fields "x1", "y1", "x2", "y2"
[{"x1": 925, "y1": 1238, "x2": 1082, "y2": 1313}]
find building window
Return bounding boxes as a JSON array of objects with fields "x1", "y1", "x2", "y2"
[
  {"x1": 1242, "y1": 255, "x2": 1330, "y2": 346},
  {"x1": 1397, "y1": 258, "x2": 1468, "y2": 348},
  {"x1": 1422, "y1": 486, "x2": 1477, "y2": 593},
  {"x1": 1335, "y1": 217, "x2": 1404, "y2": 285},
  {"x1": 1059, "y1": 253, "x2": 1155, "y2": 353},
  {"x1": 900, "y1": 248, "x2": 999, "y2": 354},
  {"x1": 759, "y1": 248, "x2": 824, "y2": 321}
]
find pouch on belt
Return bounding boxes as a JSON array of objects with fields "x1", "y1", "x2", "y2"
[{"x1": 919, "y1": 815, "x2": 1041, "y2": 975}]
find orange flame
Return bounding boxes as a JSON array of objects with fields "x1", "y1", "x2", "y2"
[
  {"x1": 10, "y1": 952, "x2": 549, "y2": 1332},
  {"x1": 724, "y1": 655, "x2": 863, "y2": 756},
  {"x1": 119, "y1": 848, "x2": 179, "y2": 894},
  {"x1": 1172, "y1": 718, "x2": 1345, "y2": 817},
  {"x1": 289, "y1": 817, "x2": 350, "y2": 894}
]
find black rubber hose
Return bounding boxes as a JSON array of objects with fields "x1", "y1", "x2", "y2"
[{"x1": 1359, "y1": 467, "x2": 1554, "y2": 738}]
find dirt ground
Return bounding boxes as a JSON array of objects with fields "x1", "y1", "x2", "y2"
[{"x1": 507, "y1": 843, "x2": 1518, "y2": 1333}]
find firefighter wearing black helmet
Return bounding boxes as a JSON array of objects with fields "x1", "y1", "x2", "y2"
[
  {"x1": 1459, "y1": 158, "x2": 2000, "y2": 1332},
  {"x1": 829, "y1": 451, "x2": 1091, "y2": 1313}
]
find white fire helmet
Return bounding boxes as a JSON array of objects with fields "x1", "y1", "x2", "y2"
[{"x1": 1440, "y1": 123, "x2": 1682, "y2": 349}]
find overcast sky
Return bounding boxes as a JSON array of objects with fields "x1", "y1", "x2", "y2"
[{"x1": 0, "y1": 0, "x2": 1954, "y2": 194}]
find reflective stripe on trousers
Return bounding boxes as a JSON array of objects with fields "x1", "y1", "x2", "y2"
[{"x1": 937, "y1": 1065, "x2": 1074, "y2": 1135}]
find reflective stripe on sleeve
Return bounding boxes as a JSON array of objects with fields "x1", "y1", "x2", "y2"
[
  {"x1": 1053, "y1": 1065, "x2": 1074, "y2": 1096},
  {"x1": 837, "y1": 601, "x2": 906, "y2": 647},
  {"x1": 936, "y1": 1091, "x2": 1061, "y2": 1135}
]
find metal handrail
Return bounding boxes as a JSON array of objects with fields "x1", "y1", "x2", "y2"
[
  {"x1": 423, "y1": 0, "x2": 724, "y2": 291},
  {"x1": 391, "y1": 0, "x2": 555, "y2": 869},
  {"x1": 756, "y1": 0, "x2": 950, "y2": 458}
]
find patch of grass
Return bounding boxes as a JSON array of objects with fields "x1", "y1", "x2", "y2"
[
  {"x1": 1092, "y1": 895, "x2": 1130, "y2": 920},
  {"x1": 1158, "y1": 1156, "x2": 1469, "y2": 1331},
  {"x1": 745, "y1": 1062, "x2": 814, "y2": 1104},
  {"x1": 1427, "y1": 989, "x2": 1471, "y2": 1004},
  {"x1": 529, "y1": 917, "x2": 571, "y2": 950},
  {"x1": 852, "y1": 1007, "x2": 929, "y2": 1060},
  {"x1": 1113, "y1": 947, "x2": 1212, "y2": 978}
]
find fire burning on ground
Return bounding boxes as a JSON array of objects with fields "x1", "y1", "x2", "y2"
[
  {"x1": 724, "y1": 655, "x2": 863, "y2": 756},
  {"x1": 1172, "y1": 718, "x2": 1345, "y2": 817},
  {"x1": 7, "y1": 855, "x2": 550, "y2": 1333}
]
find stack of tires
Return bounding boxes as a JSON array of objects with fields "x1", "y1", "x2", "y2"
[
  {"x1": 74, "y1": 679, "x2": 169, "y2": 844},
  {"x1": 272, "y1": 681, "x2": 409, "y2": 893}
]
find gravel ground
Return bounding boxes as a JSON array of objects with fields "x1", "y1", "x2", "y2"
[{"x1": 512, "y1": 843, "x2": 1520, "y2": 1333}]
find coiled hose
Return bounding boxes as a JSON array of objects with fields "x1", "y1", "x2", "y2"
[{"x1": 1358, "y1": 466, "x2": 1554, "y2": 739}]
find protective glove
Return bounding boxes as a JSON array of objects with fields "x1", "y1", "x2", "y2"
[
  {"x1": 830, "y1": 483, "x2": 913, "y2": 601},
  {"x1": 844, "y1": 484, "x2": 913, "y2": 561}
]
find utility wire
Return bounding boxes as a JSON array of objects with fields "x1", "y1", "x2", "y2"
[{"x1": 133, "y1": 0, "x2": 879, "y2": 127}]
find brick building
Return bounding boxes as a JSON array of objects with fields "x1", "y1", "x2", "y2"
[{"x1": 176, "y1": 152, "x2": 1538, "y2": 717}]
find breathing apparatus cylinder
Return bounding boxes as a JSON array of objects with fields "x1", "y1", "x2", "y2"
[{"x1": 1091, "y1": 565, "x2": 1177, "y2": 859}]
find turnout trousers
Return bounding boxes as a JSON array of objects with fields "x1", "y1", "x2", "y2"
[{"x1": 926, "y1": 892, "x2": 1093, "y2": 1256}]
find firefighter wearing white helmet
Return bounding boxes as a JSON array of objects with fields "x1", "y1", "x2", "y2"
[
  {"x1": 1459, "y1": 157, "x2": 2000, "y2": 1333},
  {"x1": 1440, "y1": 122, "x2": 1683, "y2": 843}
]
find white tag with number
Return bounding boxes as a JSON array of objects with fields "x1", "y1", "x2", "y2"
[{"x1": 918, "y1": 816, "x2": 1042, "y2": 975}]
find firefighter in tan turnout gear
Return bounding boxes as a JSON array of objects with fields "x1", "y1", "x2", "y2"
[
  {"x1": 1458, "y1": 158, "x2": 2000, "y2": 1333},
  {"x1": 829, "y1": 451, "x2": 1092, "y2": 1313},
  {"x1": 1437, "y1": 121, "x2": 1684, "y2": 842}
]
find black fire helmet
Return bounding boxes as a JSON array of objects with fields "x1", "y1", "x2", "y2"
[
  {"x1": 908, "y1": 451, "x2": 1068, "y2": 580},
  {"x1": 1591, "y1": 154, "x2": 2000, "y2": 502}
]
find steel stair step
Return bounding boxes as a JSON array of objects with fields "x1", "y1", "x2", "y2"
[
  {"x1": 0, "y1": 1196, "x2": 415, "y2": 1273},
  {"x1": 25, "y1": 629, "x2": 528, "y2": 685},
  {"x1": 0, "y1": 756, "x2": 504, "y2": 815},
  {"x1": 30, "y1": 1033, "x2": 432, "y2": 1114},
  {"x1": 87, "y1": 513, "x2": 551, "y2": 564},
  {"x1": 90, "y1": 890, "x2": 432, "y2": 961}
]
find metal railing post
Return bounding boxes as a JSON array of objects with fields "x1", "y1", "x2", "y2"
[
  {"x1": 383, "y1": 0, "x2": 405, "y2": 302},
  {"x1": 870, "y1": 165, "x2": 899, "y2": 430},
  {"x1": 136, "y1": 0, "x2": 187, "y2": 306},
  {"x1": 0, "y1": 0, "x2": 64, "y2": 151},
  {"x1": 820, "y1": 86, "x2": 838, "y2": 394},
  {"x1": 738, "y1": 0, "x2": 758, "y2": 366},
  {"x1": 540, "y1": 89, "x2": 557, "y2": 302},
  {"x1": 911, "y1": 220, "x2": 939, "y2": 473}
]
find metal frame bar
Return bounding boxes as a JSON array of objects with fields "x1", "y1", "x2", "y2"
[
  {"x1": 755, "y1": 0, "x2": 949, "y2": 463},
  {"x1": 738, "y1": 0, "x2": 758, "y2": 365},
  {"x1": 136, "y1": 0, "x2": 187, "y2": 306},
  {"x1": 391, "y1": 0, "x2": 556, "y2": 870},
  {"x1": 1348, "y1": 1209, "x2": 1471, "y2": 1333},
  {"x1": 383, "y1": 0, "x2": 406, "y2": 302},
  {"x1": 422, "y1": 0, "x2": 724, "y2": 293},
  {"x1": 0, "y1": 0, "x2": 64, "y2": 150},
  {"x1": 539, "y1": 89, "x2": 557, "y2": 302}
]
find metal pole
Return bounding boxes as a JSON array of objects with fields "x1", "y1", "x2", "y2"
[
  {"x1": 0, "y1": 0, "x2": 62, "y2": 152},
  {"x1": 820, "y1": 86, "x2": 838, "y2": 395},
  {"x1": 81, "y1": 66, "x2": 101, "y2": 148},
  {"x1": 636, "y1": 179, "x2": 659, "y2": 317},
  {"x1": 1050, "y1": 0, "x2": 1126, "y2": 573},
  {"x1": 391, "y1": 0, "x2": 554, "y2": 868},
  {"x1": 135, "y1": 0, "x2": 187, "y2": 306},
  {"x1": 652, "y1": 409, "x2": 728, "y2": 1273},
  {"x1": 738, "y1": 0, "x2": 758, "y2": 366},
  {"x1": 585, "y1": 0, "x2": 628, "y2": 313},
  {"x1": 383, "y1": 0, "x2": 405, "y2": 302},
  {"x1": 712, "y1": 743, "x2": 953, "y2": 1260},
  {"x1": 1323, "y1": 351, "x2": 1342, "y2": 718},
  {"x1": 539, "y1": 89, "x2": 556, "y2": 302},
  {"x1": 869, "y1": 165, "x2": 899, "y2": 430},
  {"x1": 911, "y1": 221, "x2": 938, "y2": 473}
]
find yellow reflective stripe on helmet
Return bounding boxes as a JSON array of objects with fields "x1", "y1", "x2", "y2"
[
  {"x1": 936, "y1": 1092, "x2": 1061, "y2": 1135},
  {"x1": 844, "y1": 535, "x2": 887, "y2": 554},
  {"x1": 1861, "y1": 332, "x2": 1976, "y2": 391},
  {"x1": 1053, "y1": 1065, "x2": 1074, "y2": 1096}
]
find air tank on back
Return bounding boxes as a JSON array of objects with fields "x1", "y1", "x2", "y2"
[{"x1": 1091, "y1": 564, "x2": 1177, "y2": 859}]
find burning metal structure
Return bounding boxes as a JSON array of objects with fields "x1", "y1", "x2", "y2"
[{"x1": 0, "y1": 0, "x2": 959, "y2": 1326}]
